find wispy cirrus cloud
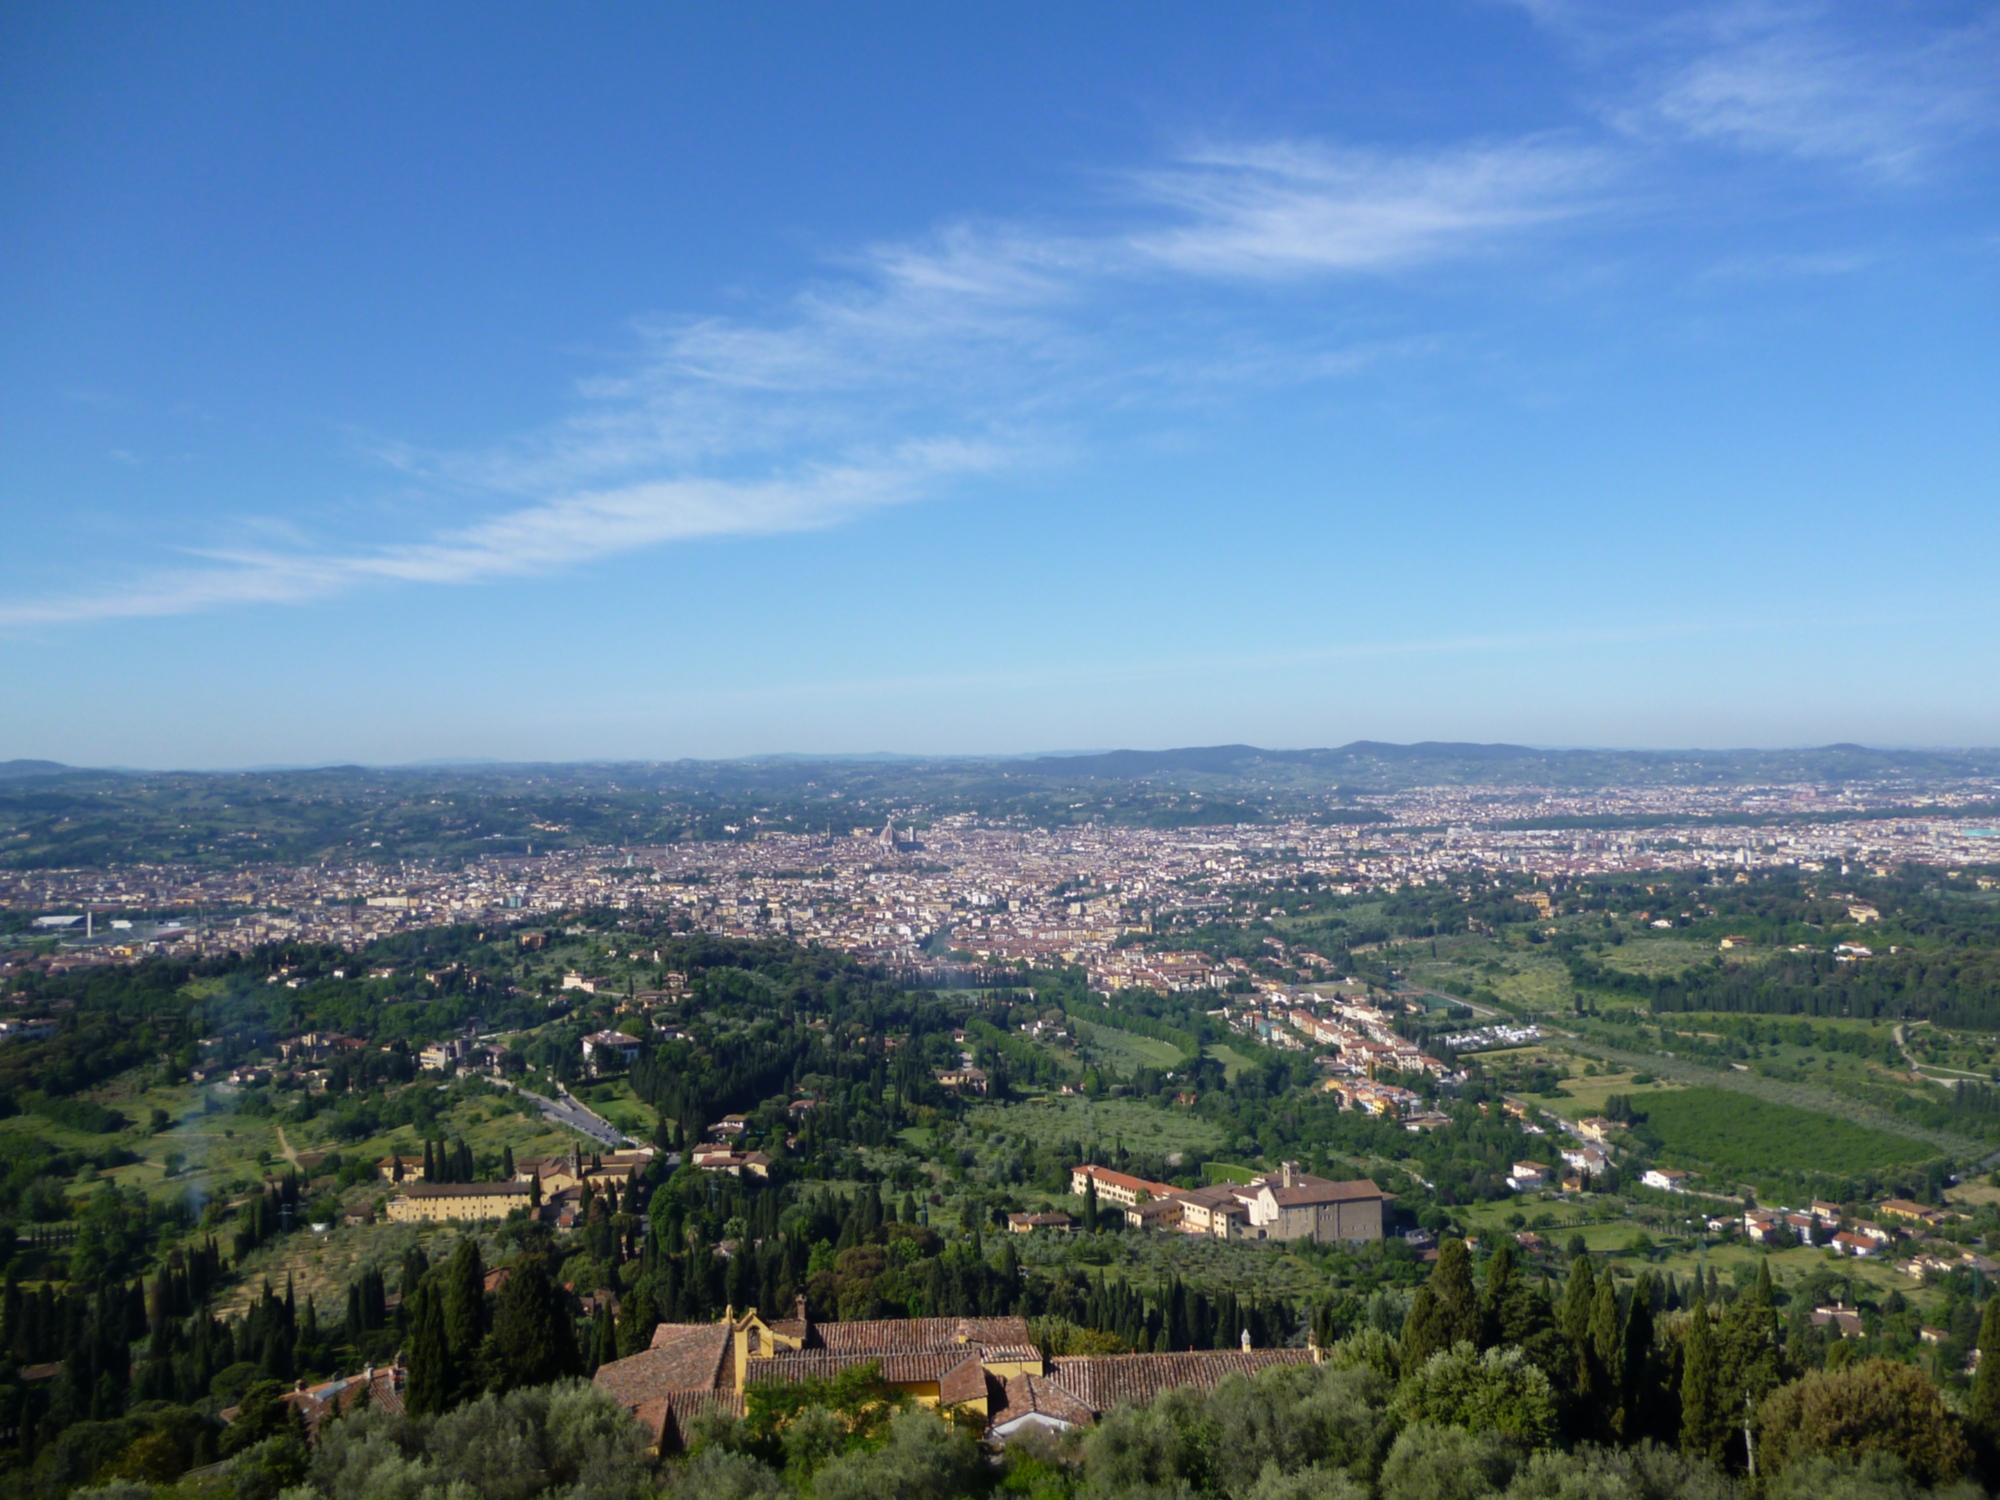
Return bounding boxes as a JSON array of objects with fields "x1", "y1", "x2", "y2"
[
  {"x1": 1522, "y1": 1, "x2": 2000, "y2": 180},
  {"x1": 0, "y1": 442, "x2": 1002, "y2": 628},
  {"x1": 1127, "y1": 138, "x2": 1610, "y2": 278},
  {"x1": 1644, "y1": 8, "x2": 2000, "y2": 178},
  {"x1": 6, "y1": 130, "x2": 1613, "y2": 630}
]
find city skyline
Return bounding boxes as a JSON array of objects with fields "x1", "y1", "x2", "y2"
[{"x1": 5, "y1": 3, "x2": 1999, "y2": 765}]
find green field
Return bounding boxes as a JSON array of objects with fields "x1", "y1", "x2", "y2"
[
  {"x1": 578, "y1": 1078, "x2": 659, "y2": 1137},
  {"x1": 970, "y1": 1095, "x2": 1223, "y2": 1159},
  {"x1": 1204, "y1": 1043, "x2": 1255, "y2": 1083},
  {"x1": 1076, "y1": 1019, "x2": 1188, "y2": 1076},
  {"x1": 1201, "y1": 1161, "x2": 1258, "y2": 1185},
  {"x1": 1640, "y1": 1087, "x2": 1934, "y2": 1177}
]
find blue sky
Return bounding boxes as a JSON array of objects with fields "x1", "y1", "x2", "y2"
[{"x1": 3, "y1": 3, "x2": 1998, "y2": 767}]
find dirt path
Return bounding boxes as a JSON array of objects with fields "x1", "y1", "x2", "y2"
[{"x1": 275, "y1": 1125, "x2": 301, "y2": 1168}]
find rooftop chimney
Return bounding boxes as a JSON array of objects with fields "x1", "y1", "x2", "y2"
[{"x1": 1281, "y1": 1161, "x2": 1296, "y2": 1188}]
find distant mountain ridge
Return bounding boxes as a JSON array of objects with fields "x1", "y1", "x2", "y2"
[
  {"x1": 6, "y1": 743, "x2": 1999, "y2": 780},
  {"x1": 1023, "y1": 741, "x2": 2000, "y2": 781},
  {"x1": 0, "y1": 760, "x2": 72, "y2": 780}
]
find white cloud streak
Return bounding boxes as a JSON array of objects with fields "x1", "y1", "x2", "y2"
[
  {"x1": 0, "y1": 443, "x2": 999, "y2": 627},
  {"x1": 1523, "y1": 1, "x2": 2000, "y2": 180},
  {"x1": 3, "y1": 125, "x2": 1617, "y2": 630},
  {"x1": 1646, "y1": 9, "x2": 2000, "y2": 178},
  {"x1": 1127, "y1": 139, "x2": 1609, "y2": 277}
]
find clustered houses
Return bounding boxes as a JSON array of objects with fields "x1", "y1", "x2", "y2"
[
  {"x1": 590, "y1": 1304, "x2": 1321, "y2": 1452},
  {"x1": 15, "y1": 777, "x2": 2000, "y2": 990},
  {"x1": 1717, "y1": 1196, "x2": 1997, "y2": 1275},
  {"x1": 683, "y1": 1112, "x2": 773, "y2": 1178},
  {"x1": 1212, "y1": 990, "x2": 1457, "y2": 1101},
  {"x1": 1068, "y1": 1162, "x2": 1388, "y2": 1244},
  {"x1": 1744, "y1": 1203, "x2": 1840, "y2": 1246}
]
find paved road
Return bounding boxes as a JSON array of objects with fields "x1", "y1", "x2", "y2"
[{"x1": 497, "y1": 1078, "x2": 638, "y2": 1149}]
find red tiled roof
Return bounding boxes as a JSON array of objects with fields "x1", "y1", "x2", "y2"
[
  {"x1": 812, "y1": 1314, "x2": 1033, "y2": 1354},
  {"x1": 743, "y1": 1348, "x2": 988, "y2": 1397},
  {"x1": 1073, "y1": 1164, "x2": 1179, "y2": 1198},
  {"x1": 396, "y1": 1181, "x2": 531, "y2": 1200},
  {"x1": 281, "y1": 1367, "x2": 406, "y2": 1438},
  {"x1": 1048, "y1": 1349, "x2": 1314, "y2": 1411},
  {"x1": 633, "y1": 1388, "x2": 746, "y2": 1452},
  {"x1": 1263, "y1": 1175, "x2": 1387, "y2": 1207},
  {"x1": 592, "y1": 1324, "x2": 730, "y2": 1408},
  {"x1": 990, "y1": 1372, "x2": 1097, "y2": 1431}
]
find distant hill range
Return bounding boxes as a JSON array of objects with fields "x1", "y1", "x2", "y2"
[
  {"x1": 7, "y1": 743, "x2": 2000, "y2": 787},
  {"x1": 0, "y1": 760, "x2": 73, "y2": 781},
  {"x1": 1021, "y1": 741, "x2": 2000, "y2": 787}
]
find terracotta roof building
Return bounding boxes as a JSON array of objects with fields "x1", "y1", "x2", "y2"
[
  {"x1": 630, "y1": 1389, "x2": 746, "y2": 1452},
  {"x1": 592, "y1": 1323, "x2": 732, "y2": 1412},
  {"x1": 383, "y1": 1181, "x2": 532, "y2": 1223},
  {"x1": 277, "y1": 1365, "x2": 407, "y2": 1439},
  {"x1": 1069, "y1": 1164, "x2": 1179, "y2": 1209},
  {"x1": 988, "y1": 1372, "x2": 1099, "y2": 1439},
  {"x1": 589, "y1": 1305, "x2": 1039, "y2": 1445},
  {"x1": 1045, "y1": 1348, "x2": 1317, "y2": 1413}
]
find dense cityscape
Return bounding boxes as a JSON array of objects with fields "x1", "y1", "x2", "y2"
[{"x1": 10, "y1": 776, "x2": 1998, "y2": 995}]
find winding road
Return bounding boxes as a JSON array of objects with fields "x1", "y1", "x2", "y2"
[{"x1": 496, "y1": 1078, "x2": 637, "y2": 1149}]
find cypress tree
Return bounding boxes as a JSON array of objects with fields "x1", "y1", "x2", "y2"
[
  {"x1": 1432, "y1": 1238, "x2": 1480, "y2": 1349},
  {"x1": 398, "y1": 1246, "x2": 429, "y2": 1327},
  {"x1": 423, "y1": 1139, "x2": 436, "y2": 1183},
  {"x1": 1481, "y1": 1243, "x2": 1518, "y2": 1349},
  {"x1": 616, "y1": 1281, "x2": 658, "y2": 1359},
  {"x1": 1619, "y1": 1276, "x2": 1657, "y2": 1442},
  {"x1": 503, "y1": 1144, "x2": 515, "y2": 1179},
  {"x1": 589, "y1": 1308, "x2": 616, "y2": 1374},
  {"x1": 1972, "y1": 1295, "x2": 2000, "y2": 1437},
  {"x1": 488, "y1": 1259, "x2": 581, "y2": 1392},
  {"x1": 1590, "y1": 1280, "x2": 1621, "y2": 1369},
  {"x1": 1681, "y1": 1294, "x2": 1722, "y2": 1463},
  {"x1": 442, "y1": 1239, "x2": 486, "y2": 1396},
  {"x1": 1559, "y1": 1258, "x2": 1602, "y2": 1427},
  {"x1": 1719, "y1": 1258, "x2": 1782, "y2": 1427},
  {"x1": 1401, "y1": 1284, "x2": 1453, "y2": 1368},
  {"x1": 1560, "y1": 1257, "x2": 1597, "y2": 1346},
  {"x1": 404, "y1": 1278, "x2": 450, "y2": 1415}
]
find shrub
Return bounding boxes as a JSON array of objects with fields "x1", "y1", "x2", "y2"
[{"x1": 1756, "y1": 1359, "x2": 1971, "y2": 1486}]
